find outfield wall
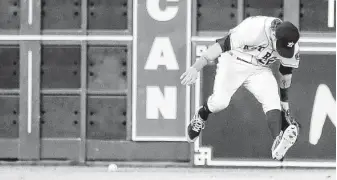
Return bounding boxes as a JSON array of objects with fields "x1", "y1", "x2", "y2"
[{"x1": 0, "y1": 0, "x2": 335, "y2": 166}]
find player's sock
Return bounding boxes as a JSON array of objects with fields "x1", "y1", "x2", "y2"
[
  {"x1": 281, "y1": 110, "x2": 290, "y2": 131},
  {"x1": 198, "y1": 103, "x2": 212, "y2": 121},
  {"x1": 266, "y1": 109, "x2": 282, "y2": 139}
]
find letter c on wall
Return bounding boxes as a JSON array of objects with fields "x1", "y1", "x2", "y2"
[{"x1": 146, "y1": 0, "x2": 179, "y2": 21}]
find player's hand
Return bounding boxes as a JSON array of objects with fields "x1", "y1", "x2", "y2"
[
  {"x1": 180, "y1": 67, "x2": 198, "y2": 85},
  {"x1": 281, "y1": 101, "x2": 300, "y2": 130},
  {"x1": 280, "y1": 101, "x2": 290, "y2": 112}
]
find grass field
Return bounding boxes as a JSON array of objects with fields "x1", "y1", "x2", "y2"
[{"x1": 0, "y1": 166, "x2": 335, "y2": 180}]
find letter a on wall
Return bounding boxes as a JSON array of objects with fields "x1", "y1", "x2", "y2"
[{"x1": 132, "y1": 0, "x2": 191, "y2": 141}]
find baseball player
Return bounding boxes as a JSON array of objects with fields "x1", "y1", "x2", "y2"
[{"x1": 180, "y1": 16, "x2": 301, "y2": 161}]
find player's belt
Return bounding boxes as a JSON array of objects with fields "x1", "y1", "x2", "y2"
[{"x1": 228, "y1": 51, "x2": 259, "y2": 66}]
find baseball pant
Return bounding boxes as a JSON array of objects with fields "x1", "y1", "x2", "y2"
[{"x1": 207, "y1": 52, "x2": 281, "y2": 113}]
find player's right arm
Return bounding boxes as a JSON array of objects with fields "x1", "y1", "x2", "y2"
[
  {"x1": 181, "y1": 17, "x2": 258, "y2": 85},
  {"x1": 180, "y1": 35, "x2": 231, "y2": 85},
  {"x1": 192, "y1": 42, "x2": 223, "y2": 71},
  {"x1": 192, "y1": 33, "x2": 232, "y2": 70}
]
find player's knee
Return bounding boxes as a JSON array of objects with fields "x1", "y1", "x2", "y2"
[{"x1": 207, "y1": 96, "x2": 230, "y2": 113}]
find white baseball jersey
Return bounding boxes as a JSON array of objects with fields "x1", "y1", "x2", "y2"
[{"x1": 228, "y1": 16, "x2": 300, "y2": 68}]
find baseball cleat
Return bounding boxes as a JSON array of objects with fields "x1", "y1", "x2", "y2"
[
  {"x1": 187, "y1": 114, "x2": 205, "y2": 142},
  {"x1": 271, "y1": 124, "x2": 299, "y2": 161}
]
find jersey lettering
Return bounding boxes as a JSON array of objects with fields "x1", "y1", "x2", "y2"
[
  {"x1": 262, "y1": 52, "x2": 272, "y2": 59},
  {"x1": 257, "y1": 56, "x2": 278, "y2": 66},
  {"x1": 257, "y1": 50, "x2": 279, "y2": 66},
  {"x1": 257, "y1": 46, "x2": 265, "y2": 51},
  {"x1": 242, "y1": 45, "x2": 266, "y2": 52}
]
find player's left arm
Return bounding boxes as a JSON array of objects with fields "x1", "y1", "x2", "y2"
[
  {"x1": 279, "y1": 64, "x2": 293, "y2": 111},
  {"x1": 279, "y1": 61, "x2": 301, "y2": 128},
  {"x1": 278, "y1": 43, "x2": 300, "y2": 111}
]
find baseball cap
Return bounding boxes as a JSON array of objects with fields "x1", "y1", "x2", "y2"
[{"x1": 275, "y1": 21, "x2": 300, "y2": 58}]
